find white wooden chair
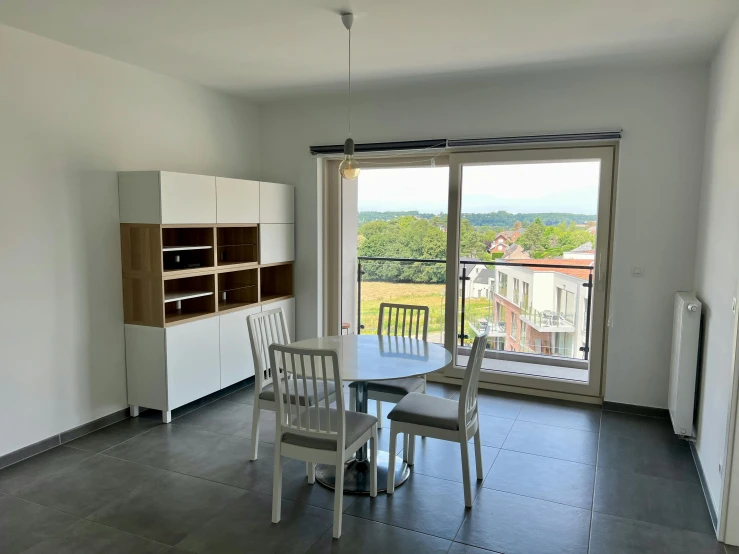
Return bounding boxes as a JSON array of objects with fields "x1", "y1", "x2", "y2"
[
  {"x1": 386, "y1": 330, "x2": 490, "y2": 507},
  {"x1": 247, "y1": 307, "x2": 336, "y2": 461},
  {"x1": 269, "y1": 343, "x2": 378, "y2": 539},
  {"x1": 350, "y1": 303, "x2": 429, "y2": 428}
]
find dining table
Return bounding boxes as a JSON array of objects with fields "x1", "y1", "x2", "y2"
[{"x1": 289, "y1": 333, "x2": 452, "y2": 494}]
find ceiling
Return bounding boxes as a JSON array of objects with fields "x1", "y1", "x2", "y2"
[{"x1": 1, "y1": 0, "x2": 737, "y2": 100}]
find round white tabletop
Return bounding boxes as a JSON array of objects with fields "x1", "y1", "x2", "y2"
[
  {"x1": 289, "y1": 334, "x2": 452, "y2": 382},
  {"x1": 289, "y1": 333, "x2": 453, "y2": 494}
]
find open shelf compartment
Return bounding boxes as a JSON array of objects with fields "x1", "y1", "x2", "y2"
[
  {"x1": 218, "y1": 268, "x2": 259, "y2": 312},
  {"x1": 217, "y1": 226, "x2": 258, "y2": 267},
  {"x1": 162, "y1": 227, "x2": 215, "y2": 272},
  {"x1": 164, "y1": 274, "x2": 216, "y2": 324},
  {"x1": 260, "y1": 263, "x2": 293, "y2": 303}
]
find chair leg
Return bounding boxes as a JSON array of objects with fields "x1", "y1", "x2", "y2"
[
  {"x1": 474, "y1": 429, "x2": 484, "y2": 480},
  {"x1": 349, "y1": 387, "x2": 356, "y2": 412},
  {"x1": 402, "y1": 433, "x2": 409, "y2": 463},
  {"x1": 307, "y1": 462, "x2": 315, "y2": 484},
  {"x1": 250, "y1": 403, "x2": 261, "y2": 461},
  {"x1": 407, "y1": 434, "x2": 416, "y2": 466},
  {"x1": 333, "y1": 456, "x2": 345, "y2": 539},
  {"x1": 370, "y1": 427, "x2": 378, "y2": 498},
  {"x1": 272, "y1": 442, "x2": 283, "y2": 523},
  {"x1": 387, "y1": 427, "x2": 399, "y2": 494},
  {"x1": 460, "y1": 440, "x2": 473, "y2": 508},
  {"x1": 376, "y1": 400, "x2": 383, "y2": 428}
]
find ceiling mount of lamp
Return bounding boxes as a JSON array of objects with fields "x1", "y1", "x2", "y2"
[{"x1": 339, "y1": 12, "x2": 360, "y2": 180}]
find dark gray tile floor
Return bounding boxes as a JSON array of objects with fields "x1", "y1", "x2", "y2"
[{"x1": 0, "y1": 380, "x2": 731, "y2": 553}]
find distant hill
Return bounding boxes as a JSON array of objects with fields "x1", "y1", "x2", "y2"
[{"x1": 358, "y1": 211, "x2": 596, "y2": 227}]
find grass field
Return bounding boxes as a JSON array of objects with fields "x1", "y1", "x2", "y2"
[{"x1": 359, "y1": 281, "x2": 494, "y2": 343}]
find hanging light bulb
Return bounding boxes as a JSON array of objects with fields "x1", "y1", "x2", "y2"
[
  {"x1": 339, "y1": 137, "x2": 360, "y2": 180},
  {"x1": 339, "y1": 12, "x2": 359, "y2": 180}
]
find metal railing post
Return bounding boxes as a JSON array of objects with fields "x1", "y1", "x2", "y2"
[
  {"x1": 459, "y1": 264, "x2": 469, "y2": 347},
  {"x1": 357, "y1": 260, "x2": 364, "y2": 334},
  {"x1": 580, "y1": 271, "x2": 593, "y2": 361}
]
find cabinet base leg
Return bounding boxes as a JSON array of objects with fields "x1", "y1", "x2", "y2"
[
  {"x1": 129, "y1": 405, "x2": 140, "y2": 418},
  {"x1": 162, "y1": 411, "x2": 172, "y2": 424}
]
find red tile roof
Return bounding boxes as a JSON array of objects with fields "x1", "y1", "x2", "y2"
[{"x1": 497, "y1": 258, "x2": 594, "y2": 280}]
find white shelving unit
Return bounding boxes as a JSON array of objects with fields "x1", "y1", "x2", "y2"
[{"x1": 119, "y1": 171, "x2": 295, "y2": 423}]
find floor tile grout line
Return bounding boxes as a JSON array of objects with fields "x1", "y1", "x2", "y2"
[
  {"x1": 587, "y1": 406, "x2": 604, "y2": 553},
  {"x1": 477, "y1": 483, "x2": 593, "y2": 512},
  {"x1": 333, "y1": 511, "x2": 458, "y2": 547},
  {"x1": 4, "y1": 493, "x2": 176, "y2": 551},
  {"x1": 449, "y1": 448, "x2": 501, "y2": 545},
  {"x1": 589, "y1": 506, "x2": 717, "y2": 538},
  {"x1": 496, "y1": 445, "x2": 596, "y2": 467},
  {"x1": 507, "y1": 416, "x2": 601, "y2": 437},
  {"x1": 0, "y1": 449, "x2": 97, "y2": 497},
  {"x1": 339, "y1": 509, "x2": 459, "y2": 544}
]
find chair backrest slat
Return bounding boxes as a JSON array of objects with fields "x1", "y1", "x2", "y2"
[
  {"x1": 377, "y1": 303, "x2": 429, "y2": 341},
  {"x1": 270, "y1": 343, "x2": 345, "y2": 448},
  {"x1": 458, "y1": 330, "x2": 490, "y2": 428},
  {"x1": 247, "y1": 308, "x2": 291, "y2": 393}
]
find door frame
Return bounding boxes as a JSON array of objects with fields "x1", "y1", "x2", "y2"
[
  {"x1": 442, "y1": 145, "x2": 618, "y2": 399},
  {"x1": 321, "y1": 154, "x2": 451, "y2": 337}
]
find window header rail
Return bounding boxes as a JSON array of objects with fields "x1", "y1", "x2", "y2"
[{"x1": 311, "y1": 130, "x2": 621, "y2": 155}]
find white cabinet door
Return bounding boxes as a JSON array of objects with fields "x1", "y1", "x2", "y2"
[
  {"x1": 160, "y1": 172, "x2": 216, "y2": 224},
  {"x1": 259, "y1": 182, "x2": 294, "y2": 224},
  {"x1": 166, "y1": 317, "x2": 220, "y2": 409},
  {"x1": 216, "y1": 178, "x2": 259, "y2": 224},
  {"x1": 259, "y1": 224, "x2": 294, "y2": 265},
  {"x1": 219, "y1": 306, "x2": 261, "y2": 388},
  {"x1": 266, "y1": 297, "x2": 295, "y2": 341}
]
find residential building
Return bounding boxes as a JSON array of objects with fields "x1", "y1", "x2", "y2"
[
  {"x1": 489, "y1": 259, "x2": 593, "y2": 359},
  {"x1": 486, "y1": 230, "x2": 522, "y2": 255}
]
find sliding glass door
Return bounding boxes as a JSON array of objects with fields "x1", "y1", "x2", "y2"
[
  {"x1": 329, "y1": 144, "x2": 615, "y2": 399},
  {"x1": 443, "y1": 146, "x2": 615, "y2": 398}
]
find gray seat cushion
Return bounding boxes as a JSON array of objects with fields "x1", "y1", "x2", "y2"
[
  {"x1": 387, "y1": 392, "x2": 460, "y2": 431},
  {"x1": 361, "y1": 377, "x2": 425, "y2": 396},
  {"x1": 259, "y1": 380, "x2": 335, "y2": 406},
  {"x1": 283, "y1": 408, "x2": 378, "y2": 451}
]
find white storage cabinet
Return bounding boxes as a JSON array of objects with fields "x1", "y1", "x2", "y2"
[{"x1": 119, "y1": 172, "x2": 295, "y2": 422}]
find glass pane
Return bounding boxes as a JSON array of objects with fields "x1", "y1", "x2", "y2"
[
  {"x1": 348, "y1": 166, "x2": 449, "y2": 344},
  {"x1": 455, "y1": 159, "x2": 600, "y2": 382}
]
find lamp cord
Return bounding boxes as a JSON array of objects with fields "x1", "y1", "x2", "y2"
[{"x1": 348, "y1": 27, "x2": 352, "y2": 139}]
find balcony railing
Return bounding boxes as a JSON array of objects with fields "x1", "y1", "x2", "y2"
[
  {"x1": 520, "y1": 304, "x2": 575, "y2": 330},
  {"x1": 356, "y1": 256, "x2": 594, "y2": 361}
]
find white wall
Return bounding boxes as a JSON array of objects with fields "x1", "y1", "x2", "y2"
[
  {"x1": 0, "y1": 24, "x2": 260, "y2": 457},
  {"x1": 259, "y1": 62, "x2": 709, "y2": 408},
  {"x1": 694, "y1": 14, "x2": 739, "y2": 529}
]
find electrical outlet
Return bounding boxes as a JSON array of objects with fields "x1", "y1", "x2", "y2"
[{"x1": 632, "y1": 267, "x2": 644, "y2": 277}]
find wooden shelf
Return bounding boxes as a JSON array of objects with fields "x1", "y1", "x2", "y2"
[
  {"x1": 164, "y1": 291, "x2": 213, "y2": 303},
  {"x1": 165, "y1": 310, "x2": 214, "y2": 326},
  {"x1": 216, "y1": 261, "x2": 258, "y2": 271},
  {"x1": 163, "y1": 245, "x2": 212, "y2": 252},
  {"x1": 260, "y1": 263, "x2": 293, "y2": 302},
  {"x1": 218, "y1": 268, "x2": 258, "y2": 311},
  {"x1": 260, "y1": 294, "x2": 293, "y2": 305},
  {"x1": 217, "y1": 227, "x2": 258, "y2": 266}
]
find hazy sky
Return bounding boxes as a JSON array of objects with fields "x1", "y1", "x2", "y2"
[{"x1": 357, "y1": 161, "x2": 601, "y2": 214}]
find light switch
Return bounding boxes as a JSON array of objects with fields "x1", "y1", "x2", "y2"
[{"x1": 632, "y1": 267, "x2": 644, "y2": 277}]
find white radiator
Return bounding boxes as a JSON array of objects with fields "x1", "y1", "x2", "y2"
[{"x1": 668, "y1": 292, "x2": 702, "y2": 438}]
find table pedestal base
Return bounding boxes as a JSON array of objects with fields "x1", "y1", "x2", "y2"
[{"x1": 315, "y1": 450, "x2": 410, "y2": 494}]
